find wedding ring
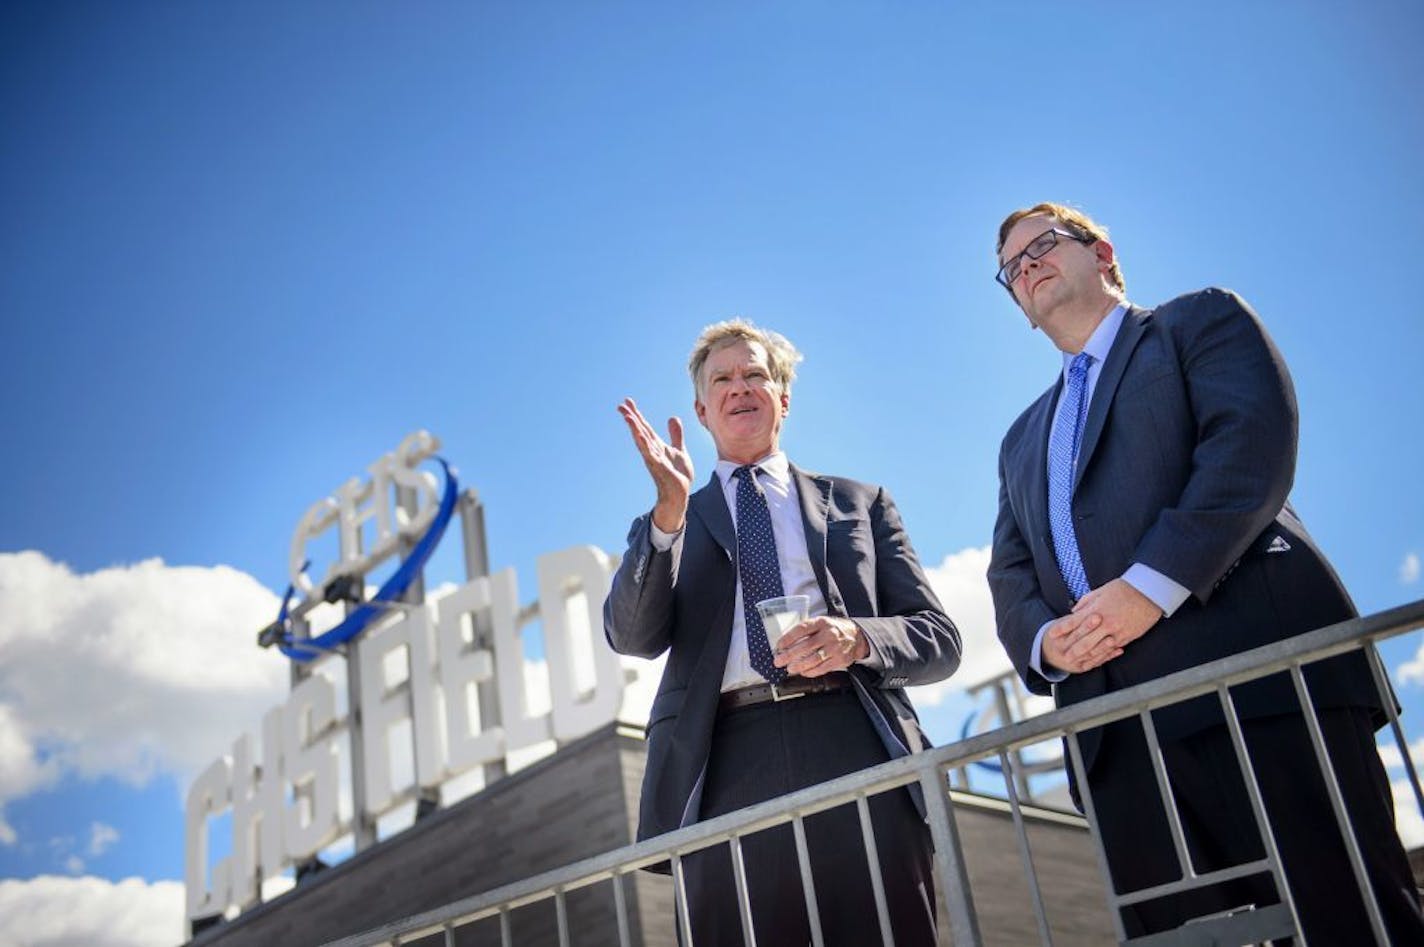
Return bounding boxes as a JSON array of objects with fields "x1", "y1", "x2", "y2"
[{"x1": 815, "y1": 647, "x2": 827, "y2": 662}]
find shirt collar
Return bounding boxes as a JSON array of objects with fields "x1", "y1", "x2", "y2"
[
  {"x1": 1061, "y1": 302, "x2": 1127, "y2": 376},
  {"x1": 716, "y1": 450, "x2": 790, "y2": 489}
]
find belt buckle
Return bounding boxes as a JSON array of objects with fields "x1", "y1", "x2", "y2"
[{"x1": 770, "y1": 683, "x2": 805, "y2": 702}]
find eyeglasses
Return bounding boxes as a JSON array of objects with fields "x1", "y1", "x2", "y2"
[{"x1": 995, "y1": 227, "x2": 1093, "y2": 290}]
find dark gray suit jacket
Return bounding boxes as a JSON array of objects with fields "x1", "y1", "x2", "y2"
[
  {"x1": 604, "y1": 463, "x2": 961, "y2": 842},
  {"x1": 988, "y1": 289, "x2": 1380, "y2": 768}
]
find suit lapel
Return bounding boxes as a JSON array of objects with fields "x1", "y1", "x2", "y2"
[
  {"x1": 1021, "y1": 387, "x2": 1056, "y2": 542},
  {"x1": 688, "y1": 473, "x2": 735, "y2": 556},
  {"x1": 1015, "y1": 386, "x2": 1075, "y2": 607},
  {"x1": 790, "y1": 464, "x2": 835, "y2": 609},
  {"x1": 686, "y1": 474, "x2": 737, "y2": 699},
  {"x1": 1074, "y1": 305, "x2": 1150, "y2": 493}
]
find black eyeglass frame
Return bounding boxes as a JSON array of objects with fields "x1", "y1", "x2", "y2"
[{"x1": 995, "y1": 227, "x2": 1094, "y2": 291}]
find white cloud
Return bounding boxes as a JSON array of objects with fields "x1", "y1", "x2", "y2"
[
  {"x1": 0, "y1": 703, "x2": 59, "y2": 801},
  {"x1": 1401, "y1": 552, "x2": 1421, "y2": 585},
  {"x1": 0, "y1": 552, "x2": 289, "y2": 838},
  {"x1": 63, "y1": 854, "x2": 84, "y2": 874},
  {"x1": 1391, "y1": 779, "x2": 1424, "y2": 850},
  {"x1": 913, "y1": 545, "x2": 1009, "y2": 704},
  {"x1": 88, "y1": 821, "x2": 119, "y2": 858},
  {"x1": 0, "y1": 701, "x2": 61, "y2": 847},
  {"x1": 1376, "y1": 736, "x2": 1424, "y2": 771},
  {"x1": 0, "y1": 875, "x2": 184, "y2": 947},
  {"x1": 1374, "y1": 737, "x2": 1424, "y2": 851},
  {"x1": 1397, "y1": 636, "x2": 1424, "y2": 688}
]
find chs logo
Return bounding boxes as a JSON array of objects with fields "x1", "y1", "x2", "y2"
[
  {"x1": 261, "y1": 430, "x2": 458, "y2": 661},
  {"x1": 185, "y1": 432, "x2": 625, "y2": 924}
]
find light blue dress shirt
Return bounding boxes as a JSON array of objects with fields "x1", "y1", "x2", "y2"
[{"x1": 1031, "y1": 303, "x2": 1192, "y2": 681}]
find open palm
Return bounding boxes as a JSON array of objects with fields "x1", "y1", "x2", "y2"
[{"x1": 618, "y1": 397, "x2": 693, "y2": 531}]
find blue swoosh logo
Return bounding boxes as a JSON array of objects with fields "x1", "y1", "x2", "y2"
[{"x1": 267, "y1": 457, "x2": 458, "y2": 662}]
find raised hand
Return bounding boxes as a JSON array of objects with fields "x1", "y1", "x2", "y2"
[{"x1": 617, "y1": 397, "x2": 694, "y2": 533}]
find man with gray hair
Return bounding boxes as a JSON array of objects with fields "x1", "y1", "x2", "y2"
[{"x1": 605, "y1": 319, "x2": 960, "y2": 945}]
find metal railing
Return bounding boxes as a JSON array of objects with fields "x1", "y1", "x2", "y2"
[{"x1": 324, "y1": 599, "x2": 1424, "y2": 947}]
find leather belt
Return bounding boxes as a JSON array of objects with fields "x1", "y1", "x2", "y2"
[{"x1": 718, "y1": 672, "x2": 853, "y2": 713}]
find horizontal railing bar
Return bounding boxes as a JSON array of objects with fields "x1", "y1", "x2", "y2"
[
  {"x1": 926, "y1": 601, "x2": 1424, "y2": 769},
  {"x1": 321, "y1": 599, "x2": 1424, "y2": 947},
  {"x1": 1114, "y1": 858, "x2": 1273, "y2": 906}
]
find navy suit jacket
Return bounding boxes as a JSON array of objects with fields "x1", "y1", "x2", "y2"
[
  {"x1": 604, "y1": 464, "x2": 961, "y2": 843},
  {"x1": 988, "y1": 289, "x2": 1380, "y2": 769}
]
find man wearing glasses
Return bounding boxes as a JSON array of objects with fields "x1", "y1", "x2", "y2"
[{"x1": 986, "y1": 202, "x2": 1422, "y2": 942}]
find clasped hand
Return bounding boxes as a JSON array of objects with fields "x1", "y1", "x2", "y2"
[{"x1": 1043, "y1": 578, "x2": 1163, "y2": 675}]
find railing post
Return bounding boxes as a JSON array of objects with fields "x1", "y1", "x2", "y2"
[
  {"x1": 1216, "y1": 683, "x2": 1302, "y2": 941},
  {"x1": 998, "y1": 750, "x2": 1054, "y2": 946},
  {"x1": 918, "y1": 764, "x2": 981, "y2": 947},
  {"x1": 855, "y1": 794, "x2": 895, "y2": 946},
  {"x1": 1066, "y1": 730, "x2": 1128, "y2": 944},
  {"x1": 1290, "y1": 664, "x2": 1391, "y2": 946},
  {"x1": 791, "y1": 815, "x2": 826, "y2": 947}
]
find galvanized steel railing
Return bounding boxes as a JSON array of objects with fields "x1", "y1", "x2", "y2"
[{"x1": 323, "y1": 599, "x2": 1424, "y2": 947}]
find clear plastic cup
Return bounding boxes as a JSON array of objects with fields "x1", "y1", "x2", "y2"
[{"x1": 755, "y1": 594, "x2": 810, "y2": 650}]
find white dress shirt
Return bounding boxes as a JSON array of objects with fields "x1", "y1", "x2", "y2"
[
  {"x1": 1031, "y1": 303, "x2": 1192, "y2": 680},
  {"x1": 649, "y1": 451, "x2": 840, "y2": 691}
]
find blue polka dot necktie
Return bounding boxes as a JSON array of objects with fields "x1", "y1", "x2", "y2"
[
  {"x1": 1049, "y1": 353, "x2": 1093, "y2": 600},
  {"x1": 733, "y1": 465, "x2": 788, "y2": 683}
]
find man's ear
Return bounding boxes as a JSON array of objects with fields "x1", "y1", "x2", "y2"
[
  {"x1": 780, "y1": 391, "x2": 790, "y2": 416},
  {"x1": 694, "y1": 398, "x2": 708, "y2": 429},
  {"x1": 1095, "y1": 238, "x2": 1116, "y2": 273}
]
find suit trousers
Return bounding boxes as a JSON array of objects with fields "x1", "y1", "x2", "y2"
[
  {"x1": 682, "y1": 689, "x2": 938, "y2": 947},
  {"x1": 1088, "y1": 703, "x2": 1423, "y2": 943}
]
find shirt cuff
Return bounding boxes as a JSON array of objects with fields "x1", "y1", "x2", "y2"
[
  {"x1": 854, "y1": 622, "x2": 886, "y2": 670},
  {"x1": 648, "y1": 519, "x2": 681, "y2": 551},
  {"x1": 1031, "y1": 621, "x2": 1069, "y2": 682},
  {"x1": 1122, "y1": 563, "x2": 1191, "y2": 617}
]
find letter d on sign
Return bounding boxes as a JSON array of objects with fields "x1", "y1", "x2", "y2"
[{"x1": 538, "y1": 546, "x2": 623, "y2": 743}]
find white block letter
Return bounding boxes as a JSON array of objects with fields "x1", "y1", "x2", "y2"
[
  {"x1": 491, "y1": 567, "x2": 552, "y2": 752},
  {"x1": 283, "y1": 674, "x2": 341, "y2": 859},
  {"x1": 230, "y1": 706, "x2": 285, "y2": 909},
  {"x1": 538, "y1": 546, "x2": 623, "y2": 742},
  {"x1": 359, "y1": 608, "x2": 441, "y2": 815},
  {"x1": 435, "y1": 577, "x2": 504, "y2": 774},
  {"x1": 185, "y1": 756, "x2": 232, "y2": 919}
]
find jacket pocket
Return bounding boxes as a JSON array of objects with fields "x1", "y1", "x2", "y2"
[{"x1": 648, "y1": 687, "x2": 685, "y2": 729}]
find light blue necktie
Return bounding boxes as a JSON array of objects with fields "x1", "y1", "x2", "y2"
[
  {"x1": 733, "y1": 465, "x2": 788, "y2": 683},
  {"x1": 1049, "y1": 353, "x2": 1093, "y2": 600}
]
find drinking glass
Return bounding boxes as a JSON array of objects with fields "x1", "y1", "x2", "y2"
[{"x1": 754, "y1": 594, "x2": 810, "y2": 650}]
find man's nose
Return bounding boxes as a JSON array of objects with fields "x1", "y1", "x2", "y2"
[{"x1": 730, "y1": 374, "x2": 751, "y2": 392}]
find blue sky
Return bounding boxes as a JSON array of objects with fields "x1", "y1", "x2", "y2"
[{"x1": 2, "y1": 2, "x2": 1422, "y2": 943}]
